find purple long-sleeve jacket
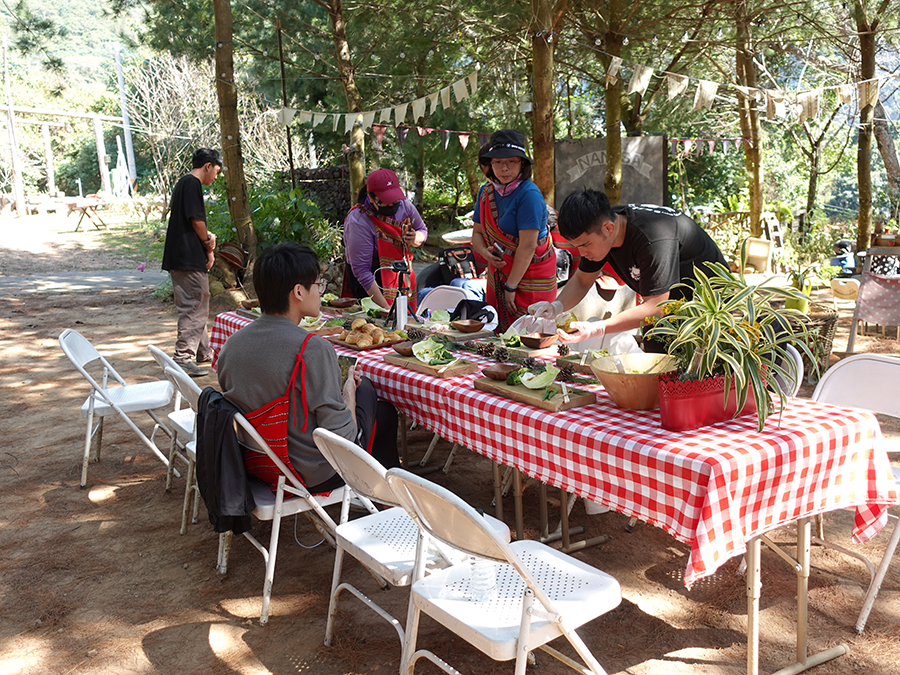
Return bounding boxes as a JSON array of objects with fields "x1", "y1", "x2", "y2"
[{"x1": 343, "y1": 198, "x2": 427, "y2": 290}]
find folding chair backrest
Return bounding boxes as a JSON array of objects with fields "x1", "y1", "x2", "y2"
[
  {"x1": 811, "y1": 354, "x2": 900, "y2": 419},
  {"x1": 59, "y1": 328, "x2": 124, "y2": 390},
  {"x1": 313, "y1": 428, "x2": 397, "y2": 506},
  {"x1": 386, "y1": 468, "x2": 511, "y2": 563},
  {"x1": 163, "y1": 366, "x2": 202, "y2": 413},
  {"x1": 148, "y1": 344, "x2": 181, "y2": 376},
  {"x1": 417, "y1": 285, "x2": 467, "y2": 316},
  {"x1": 233, "y1": 412, "x2": 309, "y2": 496}
]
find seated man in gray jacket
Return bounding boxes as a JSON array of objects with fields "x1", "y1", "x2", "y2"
[{"x1": 217, "y1": 242, "x2": 398, "y2": 494}]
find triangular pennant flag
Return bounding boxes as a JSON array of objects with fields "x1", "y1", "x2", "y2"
[
  {"x1": 297, "y1": 111, "x2": 312, "y2": 125},
  {"x1": 415, "y1": 126, "x2": 432, "y2": 137},
  {"x1": 427, "y1": 92, "x2": 440, "y2": 114},
  {"x1": 692, "y1": 80, "x2": 718, "y2": 111},
  {"x1": 467, "y1": 71, "x2": 478, "y2": 94},
  {"x1": 477, "y1": 132, "x2": 490, "y2": 148},
  {"x1": 344, "y1": 113, "x2": 356, "y2": 133},
  {"x1": 394, "y1": 103, "x2": 409, "y2": 125},
  {"x1": 412, "y1": 97, "x2": 427, "y2": 122},
  {"x1": 440, "y1": 130, "x2": 450, "y2": 150},
  {"x1": 670, "y1": 139, "x2": 679, "y2": 155},
  {"x1": 683, "y1": 139, "x2": 694, "y2": 155},
  {"x1": 379, "y1": 108, "x2": 392, "y2": 123},
  {"x1": 440, "y1": 86, "x2": 451, "y2": 109},
  {"x1": 458, "y1": 132, "x2": 470, "y2": 150},
  {"x1": 361, "y1": 111, "x2": 376, "y2": 130},
  {"x1": 858, "y1": 79, "x2": 879, "y2": 109},
  {"x1": 332, "y1": 114, "x2": 340, "y2": 132},
  {"x1": 765, "y1": 90, "x2": 785, "y2": 121},
  {"x1": 373, "y1": 124, "x2": 387, "y2": 145},
  {"x1": 744, "y1": 138, "x2": 754, "y2": 150},
  {"x1": 313, "y1": 112, "x2": 328, "y2": 127},
  {"x1": 627, "y1": 64, "x2": 654, "y2": 96},
  {"x1": 707, "y1": 140, "x2": 715, "y2": 154},
  {"x1": 452, "y1": 78, "x2": 469, "y2": 103},
  {"x1": 396, "y1": 126, "x2": 407, "y2": 150},
  {"x1": 797, "y1": 91, "x2": 819, "y2": 124},
  {"x1": 838, "y1": 83, "x2": 853, "y2": 106},
  {"x1": 606, "y1": 57, "x2": 622, "y2": 87},
  {"x1": 276, "y1": 108, "x2": 296, "y2": 126},
  {"x1": 667, "y1": 73, "x2": 689, "y2": 101},
  {"x1": 722, "y1": 139, "x2": 731, "y2": 154}
]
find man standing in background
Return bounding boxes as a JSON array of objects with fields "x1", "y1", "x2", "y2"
[{"x1": 161, "y1": 148, "x2": 222, "y2": 377}]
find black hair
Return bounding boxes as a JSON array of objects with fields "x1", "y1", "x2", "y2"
[
  {"x1": 557, "y1": 190, "x2": 616, "y2": 240},
  {"x1": 356, "y1": 185, "x2": 368, "y2": 205},
  {"x1": 192, "y1": 148, "x2": 223, "y2": 169},
  {"x1": 253, "y1": 243, "x2": 320, "y2": 314}
]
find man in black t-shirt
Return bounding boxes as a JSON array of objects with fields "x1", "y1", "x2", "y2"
[
  {"x1": 161, "y1": 148, "x2": 222, "y2": 377},
  {"x1": 528, "y1": 190, "x2": 726, "y2": 347}
]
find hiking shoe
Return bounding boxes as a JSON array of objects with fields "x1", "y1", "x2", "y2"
[
  {"x1": 196, "y1": 353, "x2": 214, "y2": 364},
  {"x1": 176, "y1": 361, "x2": 208, "y2": 378}
]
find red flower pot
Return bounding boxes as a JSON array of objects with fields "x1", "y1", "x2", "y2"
[{"x1": 657, "y1": 372, "x2": 757, "y2": 432}]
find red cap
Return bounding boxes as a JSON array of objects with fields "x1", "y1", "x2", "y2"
[{"x1": 366, "y1": 168, "x2": 405, "y2": 204}]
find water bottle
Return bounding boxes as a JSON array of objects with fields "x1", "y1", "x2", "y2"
[
  {"x1": 469, "y1": 555, "x2": 496, "y2": 602},
  {"x1": 395, "y1": 294, "x2": 408, "y2": 331}
]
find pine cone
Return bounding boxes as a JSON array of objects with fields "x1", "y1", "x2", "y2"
[
  {"x1": 343, "y1": 319, "x2": 353, "y2": 330},
  {"x1": 494, "y1": 346, "x2": 510, "y2": 363},
  {"x1": 407, "y1": 327, "x2": 427, "y2": 341},
  {"x1": 558, "y1": 362, "x2": 576, "y2": 382},
  {"x1": 462, "y1": 340, "x2": 479, "y2": 351},
  {"x1": 522, "y1": 356, "x2": 540, "y2": 372},
  {"x1": 476, "y1": 341, "x2": 496, "y2": 357},
  {"x1": 557, "y1": 344, "x2": 570, "y2": 356}
]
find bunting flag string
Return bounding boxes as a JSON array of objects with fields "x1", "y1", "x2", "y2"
[
  {"x1": 669, "y1": 137, "x2": 749, "y2": 157},
  {"x1": 277, "y1": 71, "x2": 479, "y2": 132}
]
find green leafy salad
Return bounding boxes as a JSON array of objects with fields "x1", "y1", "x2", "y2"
[
  {"x1": 506, "y1": 364, "x2": 561, "y2": 400},
  {"x1": 500, "y1": 325, "x2": 522, "y2": 347},
  {"x1": 411, "y1": 337, "x2": 455, "y2": 366}
]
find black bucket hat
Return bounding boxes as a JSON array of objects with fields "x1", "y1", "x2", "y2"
[{"x1": 482, "y1": 129, "x2": 531, "y2": 164}]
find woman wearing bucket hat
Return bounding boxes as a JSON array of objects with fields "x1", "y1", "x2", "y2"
[
  {"x1": 470, "y1": 129, "x2": 556, "y2": 329},
  {"x1": 342, "y1": 168, "x2": 427, "y2": 311}
]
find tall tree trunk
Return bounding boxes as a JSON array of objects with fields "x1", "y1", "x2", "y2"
[
  {"x1": 805, "y1": 145, "x2": 819, "y2": 220},
  {"x1": 874, "y1": 100, "x2": 900, "y2": 225},
  {"x1": 735, "y1": 3, "x2": 762, "y2": 236},
  {"x1": 323, "y1": 0, "x2": 365, "y2": 200},
  {"x1": 603, "y1": 1, "x2": 624, "y2": 204},
  {"x1": 212, "y1": 0, "x2": 256, "y2": 257},
  {"x1": 531, "y1": 0, "x2": 566, "y2": 206},
  {"x1": 854, "y1": 1, "x2": 878, "y2": 251}
]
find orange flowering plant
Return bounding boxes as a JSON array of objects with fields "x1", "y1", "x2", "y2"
[{"x1": 644, "y1": 239, "x2": 816, "y2": 430}]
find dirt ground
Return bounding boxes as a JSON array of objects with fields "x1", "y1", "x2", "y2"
[{"x1": 2, "y1": 213, "x2": 900, "y2": 675}]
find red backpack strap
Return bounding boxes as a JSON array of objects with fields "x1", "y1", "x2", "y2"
[{"x1": 289, "y1": 333, "x2": 313, "y2": 432}]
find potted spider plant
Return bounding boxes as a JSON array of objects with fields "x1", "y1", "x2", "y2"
[
  {"x1": 784, "y1": 263, "x2": 818, "y2": 314},
  {"x1": 644, "y1": 240, "x2": 816, "y2": 432}
]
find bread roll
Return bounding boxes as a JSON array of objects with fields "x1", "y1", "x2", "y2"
[
  {"x1": 339, "y1": 330, "x2": 350, "y2": 340},
  {"x1": 351, "y1": 318, "x2": 367, "y2": 330},
  {"x1": 359, "y1": 322, "x2": 377, "y2": 334},
  {"x1": 344, "y1": 330, "x2": 361, "y2": 345},
  {"x1": 371, "y1": 328, "x2": 384, "y2": 344},
  {"x1": 356, "y1": 335, "x2": 374, "y2": 348}
]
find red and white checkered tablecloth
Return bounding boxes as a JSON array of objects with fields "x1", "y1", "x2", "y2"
[
  {"x1": 357, "y1": 353, "x2": 898, "y2": 588},
  {"x1": 209, "y1": 310, "x2": 898, "y2": 587}
]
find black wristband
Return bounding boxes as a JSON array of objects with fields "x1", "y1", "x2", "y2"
[{"x1": 503, "y1": 282, "x2": 518, "y2": 292}]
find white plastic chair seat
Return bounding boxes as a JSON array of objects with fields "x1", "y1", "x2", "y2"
[
  {"x1": 167, "y1": 406, "x2": 196, "y2": 440},
  {"x1": 248, "y1": 479, "x2": 344, "y2": 521},
  {"x1": 417, "y1": 285, "x2": 467, "y2": 315},
  {"x1": 81, "y1": 381, "x2": 173, "y2": 418},
  {"x1": 410, "y1": 539, "x2": 621, "y2": 661}
]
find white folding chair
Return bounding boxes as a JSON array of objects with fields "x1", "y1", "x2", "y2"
[
  {"x1": 811, "y1": 353, "x2": 900, "y2": 632},
  {"x1": 773, "y1": 343, "x2": 804, "y2": 397},
  {"x1": 59, "y1": 328, "x2": 175, "y2": 488},
  {"x1": 216, "y1": 412, "x2": 343, "y2": 626},
  {"x1": 386, "y1": 468, "x2": 621, "y2": 675},
  {"x1": 149, "y1": 345, "x2": 196, "y2": 490},
  {"x1": 162, "y1": 366, "x2": 202, "y2": 534},
  {"x1": 416, "y1": 285, "x2": 467, "y2": 318},
  {"x1": 313, "y1": 428, "x2": 509, "y2": 650}
]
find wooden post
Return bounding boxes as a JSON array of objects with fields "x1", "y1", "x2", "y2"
[
  {"x1": 92, "y1": 114, "x2": 111, "y2": 195},
  {"x1": 42, "y1": 123, "x2": 56, "y2": 195}
]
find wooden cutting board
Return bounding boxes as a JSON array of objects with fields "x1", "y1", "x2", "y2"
[
  {"x1": 383, "y1": 353, "x2": 479, "y2": 378},
  {"x1": 433, "y1": 327, "x2": 495, "y2": 343},
  {"x1": 555, "y1": 354, "x2": 597, "y2": 375},
  {"x1": 473, "y1": 377, "x2": 596, "y2": 412},
  {"x1": 326, "y1": 335, "x2": 403, "y2": 351}
]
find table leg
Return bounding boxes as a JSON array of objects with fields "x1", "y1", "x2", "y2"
[
  {"x1": 746, "y1": 536, "x2": 761, "y2": 675},
  {"x1": 399, "y1": 412, "x2": 408, "y2": 470},
  {"x1": 513, "y1": 468, "x2": 524, "y2": 541},
  {"x1": 492, "y1": 461, "x2": 503, "y2": 522}
]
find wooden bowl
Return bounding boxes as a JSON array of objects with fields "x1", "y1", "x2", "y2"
[
  {"x1": 521, "y1": 332, "x2": 558, "y2": 349},
  {"x1": 483, "y1": 363, "x2": 519, "y2": 380},
  {"x1": 392, "y1": 341, "x2": 415, "y2": 357},
  {"x1": 590, "y1": 353, "x2": 677, "y2": 410},
  {"x1": 240, "y1": 298, "x2": 259, "y2": 309},
  {"x1": 329, "y1": 297, "x2": 357, "y2": 308},
  {"x1": 451, "y1": 319, "x2": 485, "y2": 333}
]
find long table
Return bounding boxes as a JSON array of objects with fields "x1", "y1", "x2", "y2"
[{"x1": 209, "y1": 310, "x2": 898, "y2": 674}]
